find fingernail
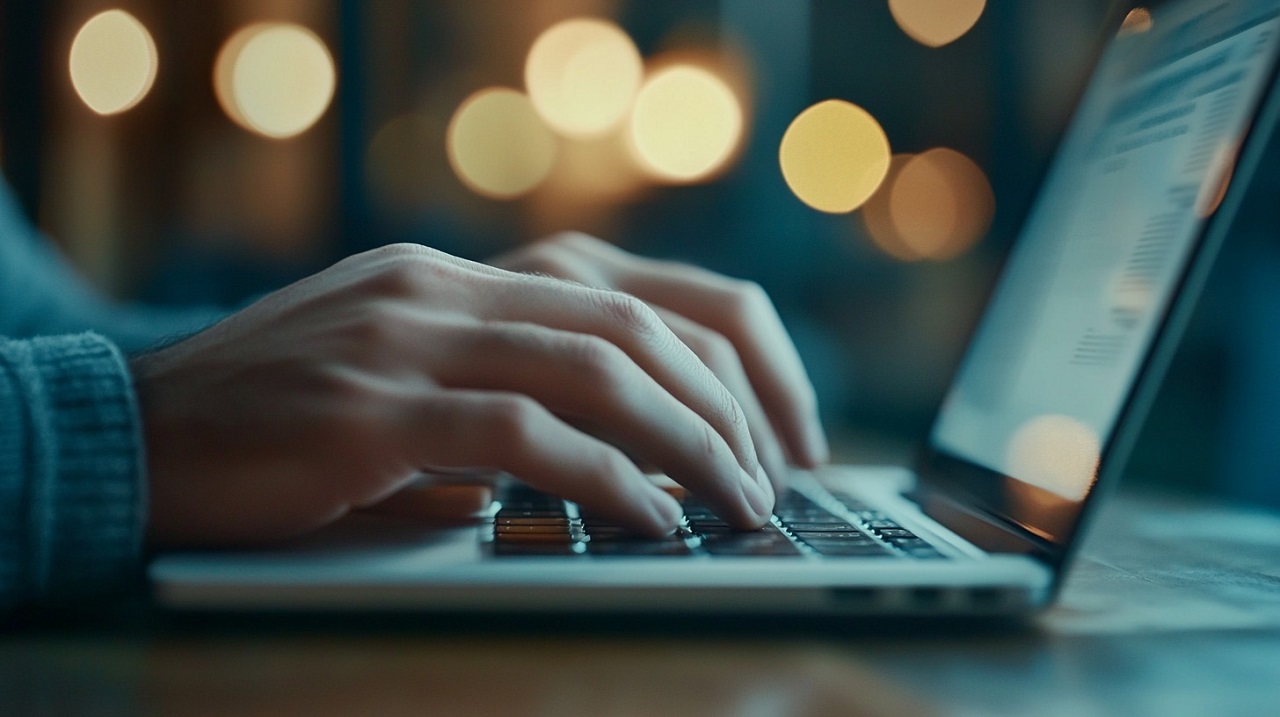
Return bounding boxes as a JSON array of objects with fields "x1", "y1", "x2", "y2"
[
  {"x1": 741, "y1": 468, "x2": 774, "y2": 518},
  {"x1": 747, "y1": 466, "x2": 778, "y2": 504},
  {"x1": 648, "y1": 489, "x2": 684, "y2": 532},
  {"x1": 756, "y1": 466, "x2": 777, "y2": 509}
]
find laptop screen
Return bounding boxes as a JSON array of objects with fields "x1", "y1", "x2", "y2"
[{"x1": 927, "y1": 0, "x2": 1280, "y2": 545}]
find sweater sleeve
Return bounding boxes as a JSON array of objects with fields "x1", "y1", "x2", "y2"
[{"x1": 0, "y1": 333, "x2": 145, "y2": 610}]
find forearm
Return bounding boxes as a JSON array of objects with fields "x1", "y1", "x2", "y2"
[{"x1": 0, "y1": 333, "x2": 146, "y2": 610}]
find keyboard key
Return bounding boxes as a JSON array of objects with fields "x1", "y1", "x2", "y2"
[
  {"x1": 866, "y1": 520, "x2": 901, "y2": 529},
  {"x1": 775, "y1": 508, "x2": 837, "y2": 519},
  {"x1": 496, "y1": 516, "x2": 572, "y2": 526},
  {"x1": 493, "y1": 532, "x2": 574, "y2": 544},
  {"x1": 688, "y1": 519, "x2": 731, "y2": 529},
  {"x1": 875, "y1": 528, "x2": 918, "y2": 539},
  {"x1": 495, "y1": 524, "x2": 570, "y2": 535},
  {"x1": 783, "y1": 522, "x2": 857, "y2": 532},
  {"x1": 791, "y1": 531, "x2": 875, "y2": 541},
  {"x1": 587, "y1": 532, "x2": 684, "y2": 544},
  {"x1": 496, "y1": 510, "x2": 566, "y2": 520}
]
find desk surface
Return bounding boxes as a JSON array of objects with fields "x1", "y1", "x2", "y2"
[{"x1": 3, "y1": 492, "x2": 1279, "y2": 717}]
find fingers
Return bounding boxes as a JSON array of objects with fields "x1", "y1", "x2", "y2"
[
  {"x1": 433, "y1": 321, "x2": 773, "y2": 527},
  {"x1": 482, "y1": 274, "x2": 768, "y2": 485},
  {"x1": 403, "y1": 389, "x2": 685, "y2": 536},
  {"x1": 651, "y1": 307, "x2": 792, "y2": 493},
  {"x1": 561, "y1": 237, "x2": 828, "y2": 468}
]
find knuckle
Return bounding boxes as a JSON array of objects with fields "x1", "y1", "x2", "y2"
[
  {"x1": 366, "y1": 261, "x2": 428, "y2": 298},
  {"x1": 372, "y1": 242, "x2": 431, "y2": 261},
  {"x1": 520, "y1": 247, "x2": 578, "y2": 279},
  {"x1": 686, "y1": 327, "x2": 737, "y2": 369},
  {"x1": 695, "y1": 420, "x2": 724, "y2": 463},
  {"x1": 485, "y1": 395, "x2": 542, "y2": 449},
  {"x1": 596, "y1": 291, "x2": 661, "y2": 337},
  {"x1": 716, "y1": 388, "x2": 751, "y2": 436},
  {"x1": 564, "y1": 335, "x2": 630, "y2": 390},
  {"x1": 729, "y1": 279, "x2": 770, "y2": 316},
  {"x1": 548, "y1": 230, "x2": 601, "y2": 250},
  {"x1": 344, "y1": 304, "x2": 404, "y2": 349},
  {"x1": 470, "y1": 321, "x2": 523, "y2": 356}
]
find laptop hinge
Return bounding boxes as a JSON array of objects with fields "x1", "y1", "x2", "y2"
[{"x1": 908, "y1": 485, "x2": 1058, "y2": 564}]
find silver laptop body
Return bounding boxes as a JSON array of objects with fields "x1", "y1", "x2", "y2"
[{"x1": 152, "y1": 0, "x2": 1280, "y2": 617}]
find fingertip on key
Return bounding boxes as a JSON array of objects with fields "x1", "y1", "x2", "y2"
[
  {"x1": 740, "y1": 467, "x2": 775, "y2": 521},
  {"x1": 646, "y1": 487, "x2": 685, "y2": 536}
]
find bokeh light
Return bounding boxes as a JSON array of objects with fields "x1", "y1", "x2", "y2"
[
  {"x1": 525, "y1": 18, "x2": 644, "y2": 138},
  {"x1": 214, "y1": 23, "x2": 336, "y2": 139},
  {"x1": 629, "y1": 65, "x2": 745, "y2": 184},
  {"x1": 1118, "y1": 8, "x2": 1154, "y2": 37},
  {"x1": 1005, "y1": 415, "x2": 1101, "y2": 501},
  {"x1": 860, "y1": 154, "x2": 922, "y2": 260},
  {"x1": 892, "y1": 148, "x2": 995, "y2": 259},
  {"x1": 542, "y1": 127, "x2": 648, "y2": 205},
  {"x1": 68, "y1": 10, "x2": 158, "y2": 115},
  {"x1": 447, "y1": 88, "x2": 558, "y2": 200},
  {"x1": 863, "y1": 148, "x2": 994, "y2": 261},
  {"x1": 780, "y1": 100, "x2": 891, "y2": 214},
  {"x1": 887, "y1": 0, "x2": 987, "y2": 48}
]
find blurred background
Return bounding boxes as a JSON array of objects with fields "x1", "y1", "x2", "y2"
[{"x1": 1, "y1": 0, "x2": 1276, "y2": 507}]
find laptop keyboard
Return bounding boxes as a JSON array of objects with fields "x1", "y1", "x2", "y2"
[{"x1": 489, "y1": 485, "x2": 947, "y2": 560}]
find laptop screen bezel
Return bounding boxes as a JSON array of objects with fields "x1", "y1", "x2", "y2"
[{"x1": 910, "y1": 0, "x2": 1280, "y2": 587}]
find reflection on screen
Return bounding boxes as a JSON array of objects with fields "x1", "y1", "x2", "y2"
[{"x1": 932, "y1": 0, "x2": 1279, "y2": 527}]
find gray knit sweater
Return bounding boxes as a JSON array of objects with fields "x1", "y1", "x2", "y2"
[{"x1": 0, "y1": 180, "x2": 221, "y2": 610}]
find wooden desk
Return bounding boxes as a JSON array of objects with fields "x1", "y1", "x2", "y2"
[{"x1": 3, "y1": 492, "x2": 1279, "y2": 716}]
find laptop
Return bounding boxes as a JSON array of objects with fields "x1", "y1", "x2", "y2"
[{"x1": 151, "y1": 0, "x2": 1280, "y2": 616}]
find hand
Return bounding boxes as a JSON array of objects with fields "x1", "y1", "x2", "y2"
[
  {"x1": 132, "y1": 243, "x2": 776, "y2": 546},
  {"x1": 491, "y1": 232, "x2": 828, "y2": 490}
]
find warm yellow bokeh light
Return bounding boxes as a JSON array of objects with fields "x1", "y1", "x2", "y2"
[
  {"x1": 861, "y1": 154, "x2": 923, "y2": 261},
  {"x1": 887, "y1": 148, "x2": 995, "y2": 260},
  {"x1": 1118, "y1": 8, "x2": 1154, "y2": 37},
  {"x1": 447, "y1": 88, "x2": 558, "y2": 200},
  {"x1": 888, "y1": 0, "x2": 986, "y2": 48},
  {"x1": 525, "y1": 18, "x2": 644, "y2": 138},
  {"x1": 214, "y1": 23, "x2": 336, "y2": 139},
  {"x1": 780, "y1": 100, "x2": 891, "y2": 214},
  {"x1": 69, "y1": 10, "x2": 158, "y2": 115},
  {"x1": 1005, "y1": 415, "x2": 1101, "y2": 502},
  {"x1": 629, "y1": 65, "x2": 744, "y2": 184}
]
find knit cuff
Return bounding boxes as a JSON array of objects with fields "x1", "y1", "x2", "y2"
[{"x1": 0, "y1": 334, "x2": 145, "y2": 606}]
